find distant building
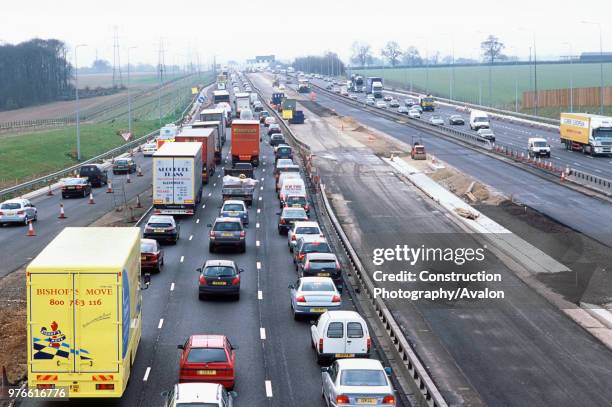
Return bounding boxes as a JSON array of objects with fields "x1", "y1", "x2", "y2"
[
  {"x1": 255, "y1": 55, "x2": 275, "y2": 64},
  {"x1": 580, "y1": 52, "x2": 612, "y2": 63}
]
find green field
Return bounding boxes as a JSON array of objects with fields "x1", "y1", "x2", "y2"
[
  {"x1": 355, "y1": 63, "x2": 612, "y2": 113},
  {"x1": 76, "y1": 72, "x2": 186, "y2": 89}
]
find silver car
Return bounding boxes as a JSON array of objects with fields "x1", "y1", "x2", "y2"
[
  {"x1": 321, "y1": 358, "x2": 396, "y2": 406},
  {"x1": 375, "y1": 100, "x2": 387, "y2": 109},
  {"x1": 408, "y1": 109, "x2": 421, "y2": 119},
  {"x1": 288, "y1": 221, "x2": 323, "y2": 252},
  {"x1": 429, "y1": 115, "x2": 444, "y2": 125},
  {"x1": 289, "y1": 277, "x2": 341, "y2": 319},
  {"x1": 0, "y1": 198, "x2": 37, "y2": 226}
]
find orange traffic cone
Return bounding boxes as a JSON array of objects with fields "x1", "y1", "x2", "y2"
[
  {"x1": 46, "y1": 184, "x2": 54, "y2": 196},
  {"x1": 137, "y1": 167, "x2": 143, "y2": 177},
  {"x1": 88, "y1": 192, "x2": 95, "y2": 204},
  {"x1": 26, "y1": 220, "x2": 36, "y2": 237},
  {"x1": 126, "y1": 173, "x2": 131, "y2": 184},
  {"x1": 106, "y1": 180, "x2": 113, "y2": 193},
  {"x1": 58, "y1": 203, "x2": 67, "y2": 219}
]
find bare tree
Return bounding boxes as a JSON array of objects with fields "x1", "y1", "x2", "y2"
[
  {"x1": 350, "y1": 41, "x2": 372, "y2": 67},
  {"x1": 402, "y1": 46, "x2": 422, "y2": 65},
  {"x1": 381, "y1": 41, "x2": 402, "y2": 66},
  {"x1": 480, "y1": 35, "x2": 505, "y2": 64}
]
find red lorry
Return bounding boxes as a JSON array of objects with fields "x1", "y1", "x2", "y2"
[
  {"x1": 175, "y1": 127, "x2": 216, "y2": 183},
  {"x1": 231, "y1": 120, "x2": 261, "y2": 167}
]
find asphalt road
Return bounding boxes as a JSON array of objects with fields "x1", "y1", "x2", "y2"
[
  {"x1": 16, "y1": 92, "x2": 404, "y2": 406},
  {"x1": 304, "y1": 80, "x2": 612, "y2": 248},
  {"x1": 252, "y1": 74, "x2": 612, "y2": 406}
]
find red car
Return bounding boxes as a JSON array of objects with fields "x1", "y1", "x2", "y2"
[
  {"x1": 178, "y1": 335, "x2": 237, "y2": 390},
  {"x1": 140, "y1": 238, "x2": 164, "y2": 272}
]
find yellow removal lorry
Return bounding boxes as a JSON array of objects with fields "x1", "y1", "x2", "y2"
[
  {"x1": 27, "y1": 227, "x2": 143, "y2": 398},
  {"x1": 560, "y1": 112, "x2": 612, "y2": 156}
]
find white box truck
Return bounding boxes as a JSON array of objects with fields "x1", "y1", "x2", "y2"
[
  {"x1": 199, "y1": 108, "x2": 227, "y2": 145},
  {"x1": 234, "y1": 92, "x2": 251, "y2": 118},
  {"x1": 153, "y1": 142, "x2": 203, "y2": 216}
]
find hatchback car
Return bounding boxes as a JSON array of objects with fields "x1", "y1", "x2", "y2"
[
  {"x1": 477, "y1": 128, "x2": 496, "y2": 142},
  {"x1": 143, "y1": 215, "x2": 180, "y2": 243},
  {"x1": 277, "y1": 207, "x2": 309, "y2": 235},
  {"x1": 288, "y1": 221, "x2": 322, "y2": 251},
  {"x1": 112, "y1": 157, "x2": 137, "y2": 174},
  {"x1": 383, "y1": 95, "x2": 392, "y2": 102},
  {"x1": 388, "y1": 99, "x2": 400, "y2": 108},
  {"x1": 78, "y1": 164, "x2": 108, "y2": 187},
  {"x1": 208, "y1": 217, "x2": 246, "y2": 253},
  {"x1": 0, "y1": 198, "x2": 37, "y2": 226},
  {"x1": 404, "y1": 98, "x2": 416, "y2": 107},
  {"x1": 321, "y1": 359, "x2": 396, "y2": 406},
  {"x1": 178, "y1": 334, "x2": 237, "y2": 390},
  {"x1": 264, "y1": 116, "x2": 276, "y2": 127},
  {"x1": 299, "y1": 252, "x2": 343, "y2": 291},
  {"x1": 274, "y1": 145, "x2": 293, "y2": 161},
  {"x1": 294, "y1": 237, "x2": 332, "y2": 270},
  {"x1": 162, "y1": 383, "x2": 237, "y2": 407},
  {"x1": 220, "y1": 200, "x2": 249, "y2": 226},
  {"x1": 365, "y1": 98, "x2": 375, "y2": 106},
  {"x1": 61, "y1": 177, "x2": 92, "y2": 199},
  {"x1": 140, "y1": 238, "x2": 164, "y2": 272},
  {"x1": 142, "y1": 143, "x2": 157, "y2": 156},
  {"x1": 448, "y1": 115, "x2": 465, "y2": 125},
  {"x1": 270, "y1": 133, "x2": 286, "y2": 147},
  {"x1": 289, "y1": 277, "x2": 341, "y2": 319},
  {"x1": 408, "y1": 109, "x2": 421, "y2": 119},
  {"x1": 284, "y1": 194, "x2": 310, "y2": 215},
  {"x1": 375, "y1": 100, "x2": 387, "y2": 109},
  {"x1": 259, "y1": 111, "x2": 270, "y2": 123},
  {"x1": 267, "y1": 123, "x2": 281, "y2": 136},
  {"x1": 397, "y1": 106, "x2": 410, "y2": 114},
  {"x1": 197, "y1": 259, "x2": 243, "y2": 300},
  {"x1": 429, "y1": 115, "x2": 444, "y2": 125}
]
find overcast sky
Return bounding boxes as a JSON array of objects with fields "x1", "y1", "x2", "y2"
[{"x1": 2, "y1": 0, "x2": 610, "y2": 68}]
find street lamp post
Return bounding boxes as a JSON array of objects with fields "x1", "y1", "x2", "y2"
[
  {"x1": 127, "y1": 46, "x2": 138, "y2": 138},
  {"x1": 582, "y1": 21, "x2": 604, "y2": 114},
  {"x1": 74, "y1": 44, "x2": 87, "y2": 161},
  {"x1": 563, "y1": 42, "x2": 574, "y2": 112}
]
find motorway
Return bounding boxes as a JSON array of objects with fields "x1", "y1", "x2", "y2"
[
  {"x1": 250, "y1": 73, "x2": 612, "y2": 406},
  {"x1": 302, "y1": 79, "x2": 612, "y2": 248},
  {"x1": 14, "y1": 85, "x2": 404, "y2": 407}
]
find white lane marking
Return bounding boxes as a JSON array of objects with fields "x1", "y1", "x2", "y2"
[
  {"x1": 261, "y1": 177, "x2": 265, "y2": 181},
  {"x1": 265, "y1": 380, "x2": 273, "y2": 397},
  {"x1": 260, "y1": 328, "x2": 266, "y2": 340},
  {"x1": 258, "y1": 290, "x2": 263, "y2": 300},
  {"x1": 180, "y1": 256, "x2": 185, "y2": 263},
  {"x1": 196, "y1": 219, "x2": 200, "y2": 224},
  {"x1": 260, "y1": 186, "x2": 264, "y2": 190},
  {"x1": 213, "y1": 183, "x2": 216, "y2": 187},
  {"x1": 143, "y1": 367, "x2": 151, "y2": 381},
  {"x1": 170, "y1": 282, "x2": 175, "y2": 291},
  {"x1": 189, "y1": 235, "x2": 193, "y2": 241},
  {"x1": 595, "y1": 169, "x2": 602, "y2": 173},
  {"x1": 258, "y1": 196, "x2": 262, "y2": 201},
  {"x1": 257, "y1": 261, "x2": 262, "y2": 270},
  {"x1": 257, "y1": 208, "x2": 261, "y2": 214},
  {"x1": 202, "y1": 204, "x2": 206, "y2": 208},
  {"x1": 218, "y1": 173, "x2": 221, "y2": 178},
  {"x1": 158, "y1": 319, "x2": 164, "y2": 329},
  {"x1": 262, "y1": 168, "x2": 266, "y2": 172},
  {"x1": 208, "y1": 192, "x2": 212, "y2": 196},
  {"x1": 256, "y1": 240, "x2": 260, "y2": 247},
  {"x1": 256, "y1": 222, "x2": 260, "y2": 228}
]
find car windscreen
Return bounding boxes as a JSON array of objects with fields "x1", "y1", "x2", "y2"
[
  {"x1": 140, "y1": 241, "x2": 157, "y2": 252},
  {"x1": 277, "y1": 147, "x2": 291, "y2": 154},
  {"x1": 64, "y1": 178, "x2": 86, "y2": 185},
  {"x1": 533, "y1": 141, "x2": 547, "y2": 147},
  {"x1": 303, "y1": 242, "x2": 331, "y2": 253},
  {"x1": 214, "y1": 222, "x2": 241, "y2": 231},
  {"x1": 147, "y1": 222, "x2": 172, "y2": 228},
  {"x1": 114, "y1": 160, "x2": 128, "y2": 165},
  {"x1": 79, "y1": 166, "x2": 97, "y2": 174},
  {"x1": 286, "y1": 196, "x2": 306, "y2": 205},
  {"x1": 187, "y1": 347, "x2": 228, "y2": 363},
  {"x1": 204, "y1": 266, "x2": 235, "y2": 277},
  {"x1": 309, "y1": 259, "x2": 337, "y2": 269},
  {"x1": 340, "y1": 369, "x2": 387, "y2": 386},
  {"x1": 223, "y1": 204, "x2": 244, "y2": 212},
  {"x1": 0, "y1": 202, "x2": 21, "y2": 210},
  {"x1": 475, "y1": 117, "x2": 488, "y2": 122},
  {"x1": 276, "y1": 159, "x2": 293, "y2": 167},
  {"x1": 301, "y1": 280, "x2": 336, "y2": 292},
  {"x1": 283, "y1": 209, "x2": 307, "y2": 218},
  {"x1": 296, "y1": 227, "x2": 319, "y2": 235}
]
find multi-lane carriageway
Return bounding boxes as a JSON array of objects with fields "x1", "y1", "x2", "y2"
[{"x1": 15, "y1": 88, "x2": 405, "y2": 407}]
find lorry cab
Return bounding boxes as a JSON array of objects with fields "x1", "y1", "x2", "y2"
[
  {"x1": 528, "y1": 137, "x2": 551, "y2": 158},
  {"x1": 310, "y1": 311, "x2": 371, "y2": 364}
]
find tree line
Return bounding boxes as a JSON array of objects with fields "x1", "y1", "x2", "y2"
[
  {"x1": 0, "y1": 39, "x2": 73, "y2": 111},
  {"x1": 292, "y1": 52, "x2": 346, "y2": 76}
]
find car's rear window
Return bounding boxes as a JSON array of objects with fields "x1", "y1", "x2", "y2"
[
  {"x1": 64, "y1": 178, "x2": 86, "y2": 185},
  {"x1": 115, "y1": 160, "x2": 128, "y2": 164},
  {"x1": 148, "y1": 222, "x2": 172, "y2": 228},
  {"x1": 277, "y1": 147, "x2": 291, "y2": 154},
  {"x1": 284, "y1": 209, "x2": 307, "y2": 217},
  {"x1": 214, "y1": 222, "x2": 242, "y2": 231},
  {"x1": 303, "y1": 242, "x2": 331, "y2": 254},
  {"x1": 326, "y1": 322, "x2": 344, "y2": 338},
  {"x1": 140, "y1": 241, "x2": 157, "y2": 252},
  {"x1": 204, "y1": 266, "x2": 235, "y2": 277},
  {"x1": 287, "y1": 196, "x2": 306, "y2": 206},
  {"x1": 347, "y1": 322, "x2": 364, "y2": 338},
  {"x1": 0, "y1": 203, "x2": 21, "y2": 210},
  {"x1": 296, "y1": 227, "x2": 319, "y2": 235},
  {"x1": 223, "y1": 204, "x2": 244, "y2": 212},
  {"x1": 340, "y1": 369, "x2": 386, "y2": 386},
  {"x1": 79, "y1": 166, "x2": 97, "y2": 174},
  {"x1": 301, "y1": 281, "x2": 335, "y2": 292},
  {"x1": 309, "y1": 260, "x2": 336, "y2": 269},
  {"x1": 187, "y1": 347, "x2": 227, "y2": 363}
]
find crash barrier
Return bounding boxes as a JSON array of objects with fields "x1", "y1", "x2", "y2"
[
  {"x1": 0, "y1": 80, "x2": 214, "y2": 202},
  {"x1": 567, "y1": 169, "x2": 612, "y2": 195},
  {"x1": 246, "y1": 75, "x2": 448, "y2": 407}
]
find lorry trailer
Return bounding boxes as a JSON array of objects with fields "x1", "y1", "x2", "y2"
[
  {"x1": 175, "y1": 127, "x2": 216, "y2": 183},
  {"x1": 231, "y1": 120, "x2": 261, "y2": 167},
  {"x1": 560, "y1": 112, "x2": 612, "y2": 156}
]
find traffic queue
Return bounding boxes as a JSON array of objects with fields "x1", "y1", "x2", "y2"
[{"x1": 23, "y1": 70, "x2": 398, "y2": 406}]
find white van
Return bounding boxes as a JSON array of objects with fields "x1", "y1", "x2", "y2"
[
  {"x1": 310, "y1": 310, "x2": 371, "y2": 364},
  {"x1": 469, "y1": 110, "x2": 490, "y2": 131},
  {"x1": 279, "y1": 179, "x2": 306, "y2": 204},
  {"x1": 276, "y1": 171, "x2": 301, "y2": 192},
  {"x1": 240, "y1": 108, "x2": 254, "y2": 120},
  {"x1": 528, "y1": 137, "x2": 551, "y2": 158}
]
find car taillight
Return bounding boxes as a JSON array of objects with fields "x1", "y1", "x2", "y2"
[
  {"x1": 209, "y1": 231, "x2": 215, "y2": 237},
  {"x1": 17, "y1": 210, "x2": 25, "y2": 215},
  {"x1": 335, "y1": 395, "x2": 349, "y2": 404},
  {"x1": 145, "y1": 227, "x2": 154, "y2": 232},
  {"x1": 0, "y1": 211, "x2": 3, "y2": 215},
  {"x1": 199, "y1": 275, "x2": 206, "y2": 284},
  {"x1": 332, "y1": 295, "x2": 341, "y2": 303},
  {"x1": 336, "y1": 261, "x2": 341, "y2": 269},
  {"x1": 76, "y1": 185, "x2": 83, "y2": 189},
  {"x1": 296, "y1": 295, "x2": 306, "y2": 303},
  {"x1": 231, "y1": 276, "x2": 240, "y2": 285},
  {"x1": 318, "y1": 338, "x2": 324, "y2": 352},
  {"x1": 304, "y1": 204, "x2": 309, "y2": 211},
  {"x1": 367, "y1": 337, "x2": 371, "y2": 352},
  {"x1": 150, "y1": 253, "x2": 158, "y2": 260},
  {"x1": 298, "y1": 254, "x2": 304, "y2": 261},
  {"x1": 96, "y1": 384, "x2": 115, "y2": 390},
  {"x1": 280, "y1": 219, "x2": 286, "y2": 224},
  {"x1": 304, "y1": 264, "x2": 310, "y2": 271},
  {"x1": 382, "y1": 395, "x2": 396, "y2": 404},
  {"x1": 240, "y1": 231, "x2": 246, "y2": 238},
  {"x1": 291, "y1": 235, "x2": 296, "y2": 241}
]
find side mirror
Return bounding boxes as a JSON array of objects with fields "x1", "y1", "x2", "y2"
[
  {"x1": 239, "y1": 268, "x2": 244, "y2": 273},
  {"x1": 207, "y1": 224, "x2": 212, "y2": 227},
  {"x1": 320, "y1": 367, "x2": 329, "y2": 373},
  {"x1": 177, "y1": 344, "x2": 184, "y2": 350},
  {"x1": 384, "y1": 367, "x2": 393, "y2": 376},
  {"x1": 309, "y1": 320, "x2": 316, "y2": 326},
  {"x1": 276, "y1": 212, "x2": 281, "y2": 216},
  {"x1": 196, "y1": 267, "x2": 202, "y2": 273},
  {"x1": 288, "y1": 284, "x2": 294, "y2": 289}
]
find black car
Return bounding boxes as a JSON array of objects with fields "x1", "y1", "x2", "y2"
[
  {"x1": 197, "y1": 259, "x2": 243, "y2": 300},
  {"x1": 267, "y1": 126, "x2": 282, "y2": 137},
  {"x1": 61, "y1": 177, "x2": 92, "y2": 198},
  {"x1": 208, "y1": 217, "x2": 246, "y2": 253},
  {"x1": 79, "y1": 164, "x2": 108, "y2": 187},
  {"x1": 112, "y1": 158, "x2": 137, "y2": 174},
  {"x1": 298, "y1": 252, "x2": 343, "y2": 291},
  {"x1": 448, "y1": 115, "x2": 465, "y2": 125},
  {"x1": 259, "y1": 111, "x2": 270, "y2": 123},
  {"x1": 270, "y1": 133, "x2": 286, "y2": 147},
  {"x1": 275, "y1": 145, "x2": 293, "y2": 161},
  {"x1": 143, "y1": 215, "x2": 180, "y2": 244},
  {"x1": 277, "y1": 207, "x2": 308, "y2": 235}
]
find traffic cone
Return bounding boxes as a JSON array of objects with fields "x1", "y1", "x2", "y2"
[
  {"x1": 27, "y1": 220, "x2": 36, "y2": 237},
  {"x1": 88, "y1": 192, "x2": 95, "y2": 204},
  {"x1": 46, "y1": 184, "x2": 54, "y2": 196},
  {"x1": 560, "y1": 171, "x2": 565, "y2": 182},
  {"x1": 135, "y1": 194, "x2": 142, "y2": 209},
  {"x1": 58, "y1": 203, "x2": 67, "y2": 219},
  {"x1": 106, "y1": 180, "x2": 113, "y2": 193},
  {"x1": 126, "y1": 173, "x2": 131, "y2": 184},
  {"x1": 137, "y1": 167, "x2": 143, "y2": 177}
]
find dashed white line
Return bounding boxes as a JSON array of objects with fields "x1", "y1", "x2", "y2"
[
  {"x1": 257, "y1": 261, "x2": 262, "y2": 270},
  {"x1": 262, "y1": 169, "x2": 266, "y2": 172},
  {"x1": 170, "y1": 282, "x2": 175, "y2": 291},
  {"x1": 258, "y1": 290, "x2": 263, "y2": 300},
  {"x1": 208, "y1": 192, "x2": 212, "y2": 196},
  {"x1": 265, "y1": 380, "x2": 273, "y2": 397},
  {"x1": 196, "y1": 219, "x2": 200, "y2": 224},
  {"x1": 256, "y1": 222, "x2": 260, "y2": 228},
  {"x1": 261, "y1": 177, "x2": 265, "y2": 181},
  {"x1": 256, "y1": 240, "x2": 260, "y2": 247},
  {"x1": 260, "y1": 186, "x2": 264, "y2": 190},
  {"x1": 257, "y1": 208, "x2": 261, "y2": 214},
  {"x1": 260, "y1": 328, "x2": 266, "y2": 340},
  {"x1": 143, "y1": 367, "x2": 151, "y2": 381},
  {"x1": 180, "y1": 256, "x2": 185, "y2": 263},
  {"x1": 189, "y1": 235, "x2": 193, "y2": 241},
  {"x1": 213, "y1": 183, "x2": 216, "y2": 187},
  {"x1": 202, "y1": 204, "x2": 206, "y2": 208},
  {"x1": 258, "y1": 197, "x2": 262, "y2": 201},
  {"x1": 158, "y1": 319, "x2": 164, "y2": 329}
]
